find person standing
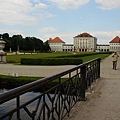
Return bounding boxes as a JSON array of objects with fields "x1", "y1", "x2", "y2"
[{"x1": 112, "y1": 51, "x2": 119, "y2": 70}]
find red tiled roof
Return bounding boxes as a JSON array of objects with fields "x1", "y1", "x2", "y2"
[
  {"x1": 109, "y1": 36, "x2": 120, "y2": 43},
  {"x1": 74, "y1": 32, "x2": 93, "y2": 38},
  {"x1": 48, "y1": 37, "x2": 65, "y2": 43}
]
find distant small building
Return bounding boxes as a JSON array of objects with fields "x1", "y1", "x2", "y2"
[
  {"x1": 62, "y1": 44, "x2": 74, "y2": 52},
  {"x1": 96, "y1": 44, "x2": 109, "y2": 52},
  {"x1": 73, "y1": 33, "x2": 97, "y2": 52},
  {"x1": 48, "y1": 37, "x2": 65, "y2": 52},
  {"x1": 109, "y1": 36, "x2": 120, "y2": 52}
]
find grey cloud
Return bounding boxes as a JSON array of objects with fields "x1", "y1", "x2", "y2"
[
  {"x1": 0, "y1": 0, "x2": 51, "y2": 25},
  {"x1": 95, "y1": 0, "x2": 120, "y2": 10},
  {"x1": 48, "y1": 0, "x2": 90, "y2": 9}
]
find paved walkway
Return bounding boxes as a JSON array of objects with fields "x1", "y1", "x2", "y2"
[
  {"x1": 0, "y1": 64, "x2": 74, "y2": 77},
  {"x1": 63, "y1": 54, "x2": 120, "y2": 120}
]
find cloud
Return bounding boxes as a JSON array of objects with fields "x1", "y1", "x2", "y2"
[
  {"x1": 35, "y1": 3, "x2": 48, "y2": 9},
  {"x1": 40, "y1": 31, "x2": 78, "y2": 43},
  {"x1": 0, "y1": 29, "x2": 23, "y2": 36},
  {"x1": 48, "y1": 0, "x2": 120, "y2": 10},
  {"x1": 0, "y1": 0, "x2": 52, "y2": 26},
  {"x1": 91, "y1": 31, "x2": 120, "y2": 44},
  {"x1": 48, "y1": 0, "x2": 90, "y2": 9},
  {"x1": 95, "y1": 0, "x2": 120, "y2": 10}
]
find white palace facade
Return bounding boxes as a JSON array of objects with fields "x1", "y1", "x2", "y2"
[
  {"x1": 109, "y1": 36, "x2": 120, "y2": 52},
  {"x1": 48, "y1": 32, "x2": 120, "y2": 52},
  {"x1": 73, "y1": 33, "x2": 97, "y2": 52}
]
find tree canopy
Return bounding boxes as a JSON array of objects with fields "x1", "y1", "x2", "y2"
[{"x1": 1, "y1": 33, "x2": 50, "y2": 52}]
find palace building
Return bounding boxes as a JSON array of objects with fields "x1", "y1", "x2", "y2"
[
  {"x1": 48, "y1": 37, "x2": 65, "y2": 52},
  {"x1": 47, "y1": 32, "x2": 120, "y2": 52},
  {"x1": 109, "y1": 36, "x2": 120, "y2": 52},
  {"x1": 96, "y1": 44, "x2": 109, "y2": 52},
  {"x1": 73, "y1": 33, "x2": 97, "y2": 52}
]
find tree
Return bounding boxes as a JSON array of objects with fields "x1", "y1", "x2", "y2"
[
  {"x1": 0, "y1": 34, "x2": 2, "y2": 38},
  {"x1": 3, "y1": 33, "x2": 9, "y2": 39},
  {"x1": 24, "y1": 37, "x2": 35, "y2": 51},
  {"x1": 11, "y1": 35, "x2": 23, "y2": 51},
  {"x1": 32, "y1": 37, "x2": 43, "y2": 51},
  {"x1": 1, "y1": 33, "x2": 50, "y2": 52},
  {"x1": 43, "y1": 41, "x2": 51, "y2": 52},
  {"x1": 2, "y1": 33, "x2": 11, "y2": 51}
]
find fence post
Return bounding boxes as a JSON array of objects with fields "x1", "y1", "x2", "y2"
[
  {"x1": 97, "y1": 58, "x2": 101, "y2": 78},
  {"x1": 17, "y1": 96, "x2": 21, "y2": 120},
  {"x1": 79, "y1": 65, "x2": 87, "y2": 101}
]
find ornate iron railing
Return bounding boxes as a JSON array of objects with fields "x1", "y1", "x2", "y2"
[{"x1": 0, "y1": 58, "x2": 100, "y2": 120}]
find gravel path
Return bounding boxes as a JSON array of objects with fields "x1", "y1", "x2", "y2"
[
  {"x1": 63, "y1": 54, "x2": 120, "y2": 120},
  {"x1": 0, "y1": 64, "x2": 75, "y2": 77},
  {"x1": 100, "y1": 54, "x2": 120, "y2": 78}
]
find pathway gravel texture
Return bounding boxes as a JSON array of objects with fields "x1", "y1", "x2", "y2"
[
  {"x1": 0, "y1": 64, "x2": 75, "y2": 77},
  {"x1": 63, "y1": 54, "x2": 120, "y2": 120}
]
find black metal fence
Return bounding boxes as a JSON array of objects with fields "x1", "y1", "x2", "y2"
[{"x1": 0, "y1": 58, "x2": 101, "y2": 120}]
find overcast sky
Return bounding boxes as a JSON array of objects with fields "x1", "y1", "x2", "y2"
[{"x1": 0, "y1": 0, "x2": 120, "y2": 44}]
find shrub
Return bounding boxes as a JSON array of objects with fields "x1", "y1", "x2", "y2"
[
  {"x1": 21, "y1": 58, "x2": 83, "y2": 65},
  {"x1": 0, "y1": 75, "x2": 42, "y2": 89}
]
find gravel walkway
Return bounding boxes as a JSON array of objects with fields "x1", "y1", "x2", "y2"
[
  {"x1": 0, "y1": 63, "x2": 75, "y2": 77},
  {"x1": 63, "y1": 54, "x2": 120, "y2": 120}
]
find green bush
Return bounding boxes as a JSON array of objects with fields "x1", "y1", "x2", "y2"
[
  {"x1": 0, "y1": 75, "x2": 42, "y2": 88},
  {"x1": 0, "y1": 75, "x2": 69, "y2": 93},
  {"x1": 21, "y1": 58, "x2": 83, "y2": 65}
]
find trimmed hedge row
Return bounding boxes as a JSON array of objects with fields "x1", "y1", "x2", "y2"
[
  {"x1": 21, "y1": 58, "x2": 83, "y2": 65},
  {"x1": 0, "y1": 75, "x2": 42, "y2": 89},
  {"x1": 0, "y1": 75, "x2": 69, "y2": 93}
]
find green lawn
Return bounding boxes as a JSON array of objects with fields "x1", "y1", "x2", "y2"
[
  {"x1": 81, "y1": 53, "x2": 111, "y2": 62},
  {"x1": 6, "y1": 52, "x2": 111, "y2": 63},
  {"x1": 6, "y1": 52, "x2": 72, "y2": 63}
]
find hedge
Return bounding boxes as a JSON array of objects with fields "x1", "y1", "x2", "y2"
[
  {"x1": 0, "y1": 75, "x2": 42, "y2": 89},
  {"x1": 21, "y1": 58, "x2": 83, "y2": 65},
  {"x1": 0, "y1": 75, "x2": 71, "y2": 93}
]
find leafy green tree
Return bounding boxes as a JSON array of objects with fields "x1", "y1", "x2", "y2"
[
  {"x1": 0, "y1": 34, "x2": 2, "y2": 38},
  {"x1": 24, "y1": 37, "x2": 35, "y2": 51},
  {"x1": 43, "y1": 41, "x2": 51, "y2": 52},
  {"x1": 32, "y1": 37, "x2": 43, "y2": 51},
  {"x1": 11, "y1": 35, "x2": 23, "y2": 51},
  {"x1": 2, "y1": 33, "x2": 9, "y2": 39},
  {"x1": 1, "y1": 33, "x2": 51, "y2": 52},
  {"x1": 2, "y1": 33, "x2": 11, "y2": 51}
]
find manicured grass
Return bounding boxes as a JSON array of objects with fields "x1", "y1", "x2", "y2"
[
  {"x1": 6, "y1": 52, "x2": 111, "y2": 63},
  {"x1": 81, "y1": 53, "x2": 111, "y2": 62},
  {"x1": 6, "y1": 52, "x2": 72, "y2": 63}
]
